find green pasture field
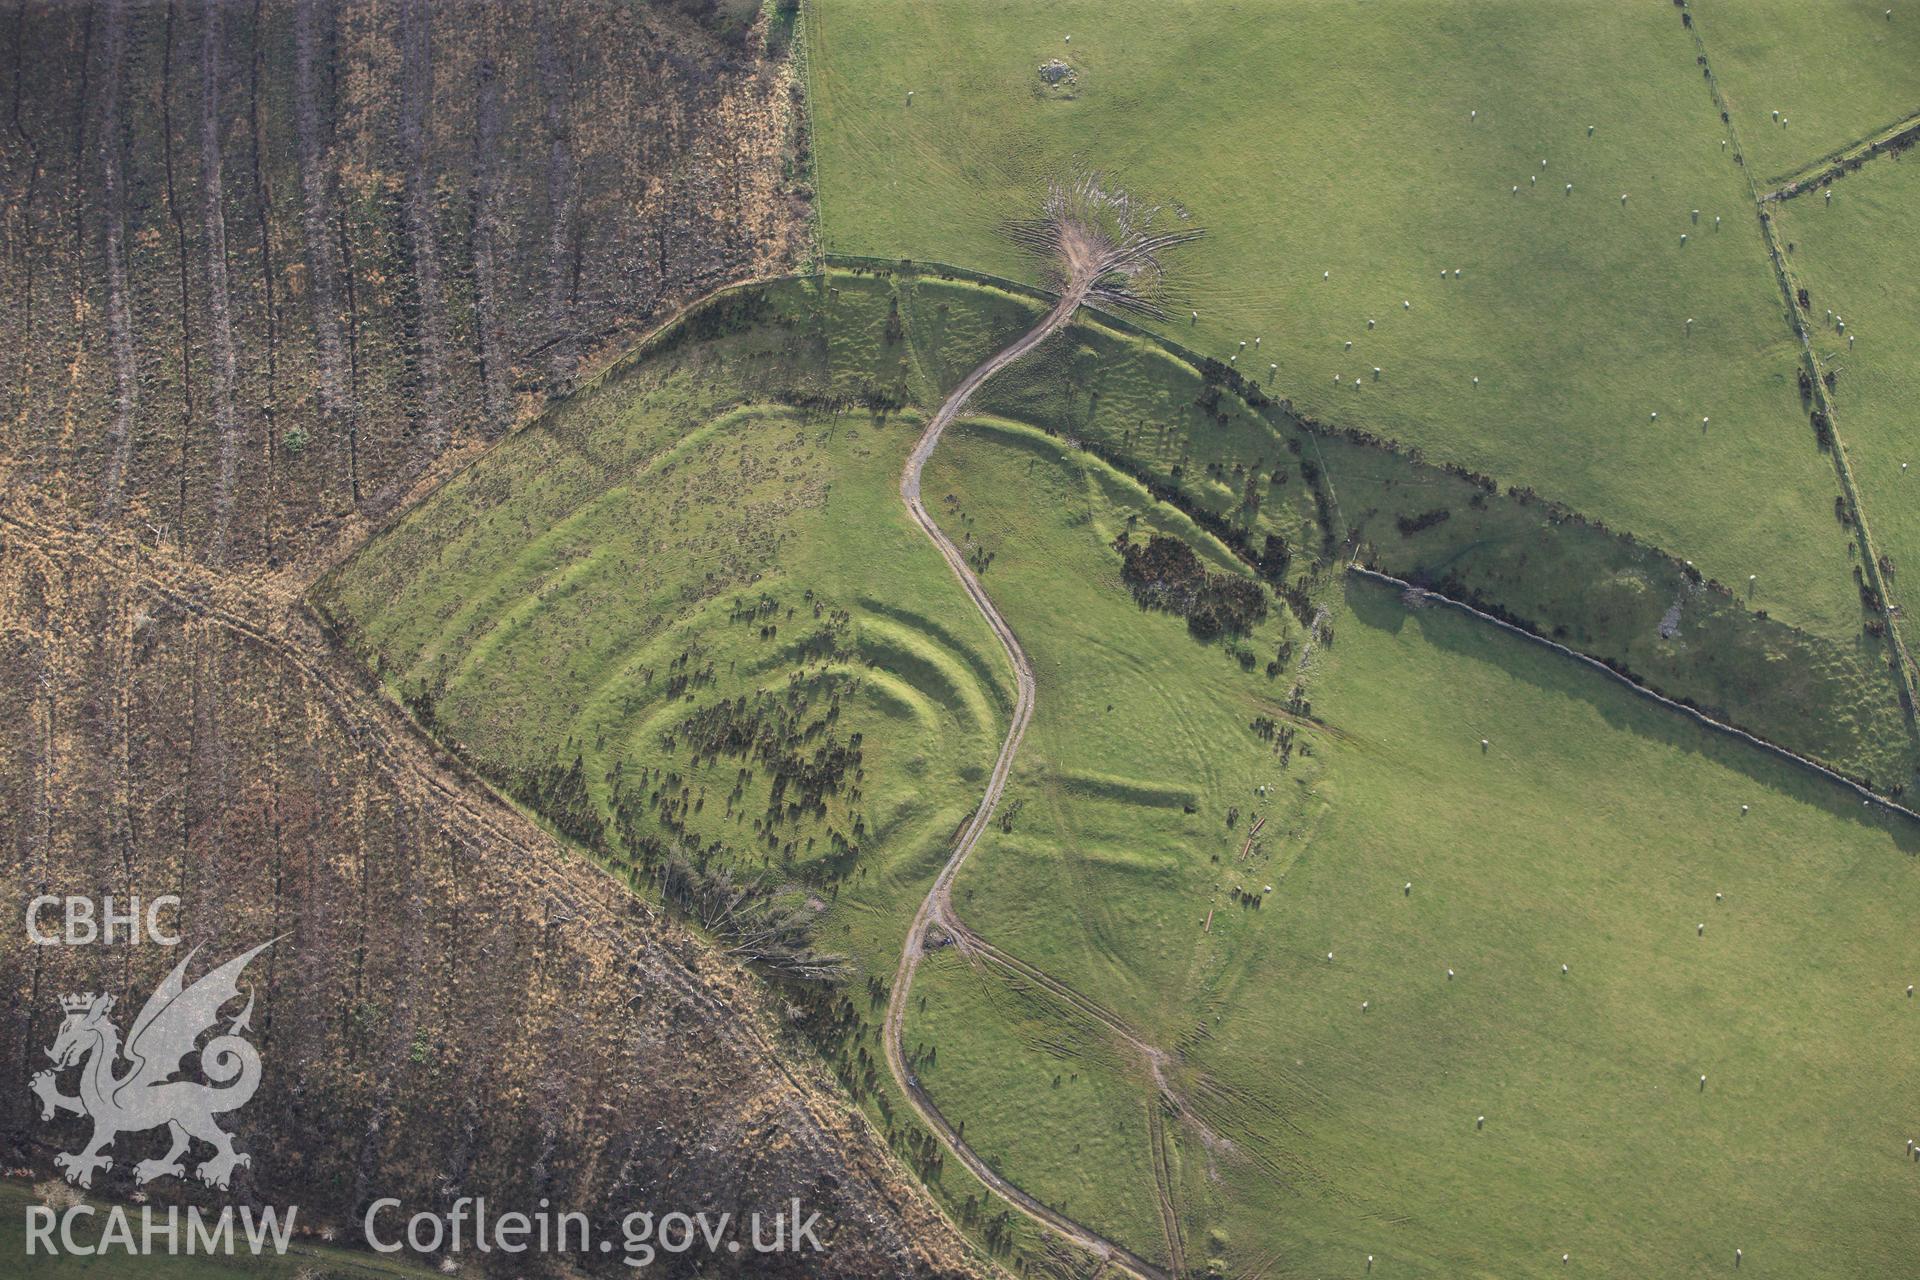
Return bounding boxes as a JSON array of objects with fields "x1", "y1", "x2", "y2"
[
  {"x1": 809, "y1": 0, "x2": 1870, "y2": 645},
  {"x1": 910, "y1": 420, "x2": 1920, "y2": 1277},
  {"x1": 955, "y1": 268, "x2": 1914, "y2": 790},
  {"x1": 1774, "y1": 155, "x2": 1920, "y2": 649},
  {"x1": 323, "y1": 271, "x2": 1919, "y2": 1274},
  {"x1": 1688, "y1": 0, "x2": 1920, "y2": 185}
]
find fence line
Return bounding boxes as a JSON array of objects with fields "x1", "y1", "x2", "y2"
[{"x1": 1350, "y1": 565, "x2": 1920, "y2": 824}]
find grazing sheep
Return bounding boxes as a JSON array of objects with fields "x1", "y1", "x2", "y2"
[
  {"x1": 1716, "y1": 891, "x2": 1724, "y2": 902},
  {"x1": 1562, "y1": 964, "x2": 1569, "y2": 975},
  {"x1": 1471, "y1": 110, "x2": 1477, "y2": 120},
  {"x1": 1447, "y1": 969, "x2": 1455, "y2": 980},
  {"x1": 1362, "y1": 1001, "x2": 1370, "y2": 1011},
  {"x1": 1367, "y1": 318, "x2": 1376, "y2": 328},
  {"x1": 1698, "y1": 923, "x2": 1706, "y2": 936},
  {"x1": 1481, "y1": 738, "x2": 1489, "y2": 749},
  {"x1": 1681, "y1": 234, "x2": 1688, "y2": 244},
  {"x1": 1650, "y1": 412, "x2": 1659, "y2": 421},
  {"x1": 1622, "y1": 193, "x2": 1630, "y2": 204},
  {"x1": 1404, "y1": 882, "x2": 1412, "y2": 894},
  {"x1": 1346, "y1": 340, "x2": 1353, "y2": 350},
  {"x1": 1374, "y1": 367, "x2": 1382, "y2": 379},
  {"x1": 1477, "y1": 1115, "x2": 1486, "y2": 1129},
  {"x1": 1566, "y1": 183, "x2": 1574, "y2": 194},
  {"x1": 1700, "y1": 1074, "x2": 1708, "y2": 1090}
]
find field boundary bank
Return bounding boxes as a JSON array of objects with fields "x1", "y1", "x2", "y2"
[
  {"x1": 786, "y1": 0, "x2": 825, "y2": 268},
  {"x1": 1352, "y1": 566, "x2": 1920, "y2": 825},
  {"x1": 1760, "y1": 107, "x2": 1920, "y2": 200},
  {"x1": 1680, "y1": 3, "x2": 1920, "y2": 754}
]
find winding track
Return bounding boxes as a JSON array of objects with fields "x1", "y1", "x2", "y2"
[{"x1": 881, "y1": 274, "x2": 1178, "y2": 1280}]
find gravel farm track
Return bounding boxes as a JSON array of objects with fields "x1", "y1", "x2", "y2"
[{"x1": 884, "y1": 256, "x2": 1183, "y2": 1280}]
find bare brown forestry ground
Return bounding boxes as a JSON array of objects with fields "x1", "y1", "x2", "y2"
[
  {"x1": 0, "y1": 0, "x2": 808, "y2": 570},
  {"x1": 0, "y1": 498, "x2": 982, "y2": 1278},
  {"x1": 0, "y1": 3, "x2": 982, "y2": 1276}
]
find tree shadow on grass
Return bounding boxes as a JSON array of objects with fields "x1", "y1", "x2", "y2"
[{"x1": 1343, "y1": 575, "x2": 1920, "y2": 854}]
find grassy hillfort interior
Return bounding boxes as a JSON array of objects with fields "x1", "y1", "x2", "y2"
[{"x1": 4, "y1": 2, "x2": 1916, "y2": 1278}]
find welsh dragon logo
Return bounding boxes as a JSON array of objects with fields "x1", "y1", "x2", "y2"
[{"x1": 30, "y1": 939, "x2": 278, "y2": 1190}]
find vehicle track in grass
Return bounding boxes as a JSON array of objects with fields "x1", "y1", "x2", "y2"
[{"x1": 882, "y1": 253, "x2": 1188, "y2": 1279}]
